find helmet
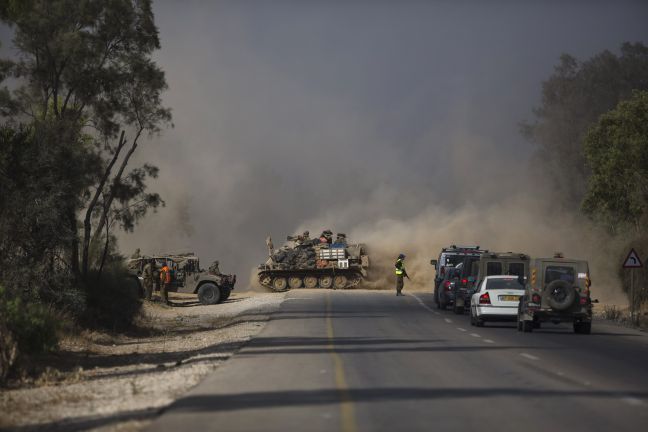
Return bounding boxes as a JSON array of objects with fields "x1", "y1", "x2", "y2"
[{"x1": 398, "y1": 253, "x2": 406, "y2": 259}]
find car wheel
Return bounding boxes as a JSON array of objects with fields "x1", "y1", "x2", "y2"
[
  {"x1": 533, "y1": 321, "x2": 541, "y2": 329},
  {"x1": 197, "y1": 283, "x2": 221, "y2": 305},
  {"x1": 574, "y1": 321, "x2": 592, "y2": 334},
  {"x1": 522, "y1": 320, "x2": 533, "y2": 333}
]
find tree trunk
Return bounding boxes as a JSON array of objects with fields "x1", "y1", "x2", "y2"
[
  {"x1": 82, "y1": 131, "x2": 126, "y2": 278},
  {"x1": 89, "y1": 128, "x2": 143, "y2": 249}
]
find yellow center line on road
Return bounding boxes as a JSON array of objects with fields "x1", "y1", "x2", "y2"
[{"x1": 326, "y1": 292, "x2": 359, "y2": 432}]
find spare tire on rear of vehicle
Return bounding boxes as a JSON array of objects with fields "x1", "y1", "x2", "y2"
[{"x1": 545, "y1": 280, "x2": 576, "y2": 311}]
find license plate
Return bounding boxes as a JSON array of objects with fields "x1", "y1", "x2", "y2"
[{"x1": 499, "y1": 295, "x2": 520, "y2": 301}]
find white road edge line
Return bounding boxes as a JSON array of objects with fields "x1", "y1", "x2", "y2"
[
  {"x1": 622, "y1": 396, "x2": 645, "y2": 407},
  {"x1": 457, "y1": 327, "x2": 467, "y2": 332},
  {"x1": 410, "y1": 293, "x2": 435, "y2": 313},
  {"x1": 520, "y1": 353, "x2": 540, "y2": 361},
  {"x1": 470, "y1": 333, "x2": 481, "y2": 338},
  {"x1": 483, "y1": 339, "x2": 495, "y2": 343}
]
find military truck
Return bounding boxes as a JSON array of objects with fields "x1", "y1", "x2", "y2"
[
  {"x1": 257, "y1": 232, "x2": 370, "y2": 291},
  {"x1": 126, "y1": 253, "x2": 236, "y2": 305},
  {"x1": 517, "y1": 254, "x2": 596, "y2": 334}
]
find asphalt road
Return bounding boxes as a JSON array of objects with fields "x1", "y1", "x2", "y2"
[{"x1": 151, "y1": 289, "x2": 648, "y2": 432}]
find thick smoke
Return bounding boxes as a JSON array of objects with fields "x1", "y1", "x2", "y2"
[{"x1": 118, "y1": 1, "x2": 647, "y2": 305}]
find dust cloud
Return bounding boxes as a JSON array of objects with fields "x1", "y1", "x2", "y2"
[{"x1": 117, "y1": 1, "x2": 647, "y2": 304}]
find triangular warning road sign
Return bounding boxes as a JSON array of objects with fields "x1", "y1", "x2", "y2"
[{"x1": 623, "y1": 248, "x2": 643, "y2": 268}]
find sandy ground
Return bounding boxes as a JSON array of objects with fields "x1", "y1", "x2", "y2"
[{"x1": 0, "y1": 290, "x2": 286, "y2": 431}]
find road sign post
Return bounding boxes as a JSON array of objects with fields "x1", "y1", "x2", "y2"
[{"x1": 623, "y1": 248, "x2": 643, "y2": 324}]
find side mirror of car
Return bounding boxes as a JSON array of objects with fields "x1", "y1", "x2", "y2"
[
  {"x1": 430, "y1": 259, "x2": 438, "y2": 269},
  {"x1": 592, "y1": 299, "x2": 599, "y2": 303}
]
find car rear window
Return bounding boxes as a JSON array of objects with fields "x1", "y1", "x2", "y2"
[
  {"x1": 486, "y1": 278, "x2": 524, "y2": 290},
  {"x1": 486, "y1": 261, "x2": 502, "y2": 276},
  {"x1": 444, "y1": 255, "x2": 465, "y2": 267},
  {"x1": 545, "y1": 266, "x2": 575, "y2": 284},
  {"x1": 508, "y1": 262, "x2": 525, "y2": 277}
]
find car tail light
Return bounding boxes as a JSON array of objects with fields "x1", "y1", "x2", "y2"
[
  {"x1": 443, "y1": 280, "x2": 451, "y2": 290},
  {"x1": 531, "y1": 294, "x2": 541, "y2": 304},
  {"x1": 440, "y1": 267, "x2": 445, "y2": 276},
  {"x1": 579, "y1": 297, "x2": 588, "y2": 305},
  {"x1": 461, "y1": 278, "x2": 468, "y2": 286},
  {"x1": 479, "y1": 292, "x2": 491, "y2": 304}
]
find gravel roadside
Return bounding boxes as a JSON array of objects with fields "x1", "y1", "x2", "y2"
[{"x1": 0, "y1": 290, "x2": 286, "y2": 431}]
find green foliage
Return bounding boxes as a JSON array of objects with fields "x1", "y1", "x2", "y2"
[
  {"x1": 84, "y1": 265, "x2": 142, "y2": 331},
  {"x1": 582, "y1": 90, "x2": 648, "y2": 234},
  {"x1": 0, "y1": 285, "x2": 60, "y2": 357},
  {"x1": 522, "y1": 43, "x2": 648, "y2": 205},
  {"x1": 0, "y1": 124, "x2": 97, "y2": 306}
]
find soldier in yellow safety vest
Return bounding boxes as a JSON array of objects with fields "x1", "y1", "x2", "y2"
[{"x1": 395, "y1": 253, "x2": 410, "y2": 296}]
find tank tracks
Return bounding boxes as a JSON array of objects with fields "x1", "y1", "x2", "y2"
[{"x1": 258, "y1": 269, "x2": 364, "y2": 291}]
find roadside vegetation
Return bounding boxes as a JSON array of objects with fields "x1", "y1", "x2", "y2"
[
  {"x1": 523, "y1": 43, "x2": 648, "y2": 324},
  {"x1": 0, "y1": 0, "x2": 170, "y2": 384}
]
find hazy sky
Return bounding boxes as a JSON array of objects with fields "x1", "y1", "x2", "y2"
[{"x1": 113, "y1": 0, "x2": 648, "y2": 281}]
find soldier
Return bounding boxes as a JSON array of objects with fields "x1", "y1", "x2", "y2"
[
  {"x1": 209, "y1": 260, "x2": 221, "y2": 275},
  {"x1": 395, "y1": 253, "x2": 410, "y2": 296},
  {"x1": 159, "y1": 261, "x2": 172, "y2": 305},
  {"x1": 142, "y1": 258, "x2": 154, "y2": 300}
]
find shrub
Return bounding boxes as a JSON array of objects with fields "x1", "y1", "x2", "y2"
[
  {"x1": 84, "y1": 266, "x2": 143, "y2": 331},
  {"x1": 0, "y1": 285, "x2": 61, "y2": 384}
]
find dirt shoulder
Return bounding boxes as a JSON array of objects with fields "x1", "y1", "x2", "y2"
[{"x1": 0, "y1": 290, "x2": 285, "y2": 431}]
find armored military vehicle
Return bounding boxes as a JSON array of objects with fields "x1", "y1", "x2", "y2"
[
  {"x1": 517, "y1": 254, "x2": 595, "y2": 334},
  {"x1": 257, "y1": 231, "x2": 370, "y2": 291},
  {"x1": 126, "y1": 253, "x2": 236, "y2": 304}
]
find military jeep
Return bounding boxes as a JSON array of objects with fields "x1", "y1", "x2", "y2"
[
  {"x1": 517, "y1": 254, "x2": 594, "y2": 334},
  {"x1": 126, "y1": 253, "x2": 236, "y2": 305}
]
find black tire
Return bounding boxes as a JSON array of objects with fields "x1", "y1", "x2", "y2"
[
  {"x1": 522, "y1": 320, "x2": 533, "y2": 333},
  {"x1": 546, "y1": 280, "x2": 577, "y2": 311},
  {"x1": 533, "y1": 321, "x2": 541, "y2": 329},
  {"x1": 198, "y1": 283, "x2": 221, "y2": 305},
  {"x1": 574, "y1": 321, "x2": 592, "y2": 334},
  {"x1": 220, "y1": 287, "x2": 231, "y2": 302}
]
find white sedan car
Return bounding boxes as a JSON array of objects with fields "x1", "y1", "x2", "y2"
[{"x1": 470, "y1": 275, "x2": 525, "y2": 327}]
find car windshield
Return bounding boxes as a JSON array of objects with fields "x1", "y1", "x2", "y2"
[
  {"x1": 486, "y1": 278, "x2": 524, "y2": 290},
  {"x1": 545, "y1": 266, "x2": 575, "y2": 284}
]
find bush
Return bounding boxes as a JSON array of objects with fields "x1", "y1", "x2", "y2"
[
  {"x1": 0, "y1": 285, "x2": 61, "y2": 384},
  {"x1": 84, "y1": 266, "x2": 143, "y2": 331}
]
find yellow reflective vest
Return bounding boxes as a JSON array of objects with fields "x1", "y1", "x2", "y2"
[{"x1": 395, "y1": 258, "x2": 405, "y2": 276}]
